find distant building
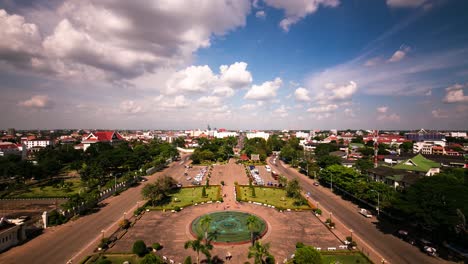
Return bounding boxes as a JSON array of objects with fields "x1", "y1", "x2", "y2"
[
  {"x1": 214, "y1": 131, "x2": 238, "y2": 138},
  {"x1": 449, "y1": 132, "x2": 467, "y2": 138},
  {"x1": 405, "y1": 129, "x2": 444, "y2": 142},
  {"x1": 23, "y1": 139, "x2": 53, "y2": 150},
  {"x1": 295, "y1": 131, "x2": 309, "y2": 139},
  {"x1": 246, "y1": 131, "x2": 270, "y2": 141},
  {"x1": 81, "y1": 131, "x2": 123, "y2": 151},
  {"x1": 392, "y1": 154, "x2": 441, "y2": 176},
  {"x1": 0, "y1": 142, "x2": 20, "y2": 156},
  {"x1": 7, "y1": 128, "x2": 15, "y2": 136},
  {"x1": 0, "y1": 217, "x2": 26, "y2": 252}
]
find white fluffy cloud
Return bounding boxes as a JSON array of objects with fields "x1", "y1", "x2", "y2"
[
  {"x1": 432, "y1": 109, "x2": 448, "y2": 118},
  {"x1": 0, "y1": 10, "x2": 42, "y2": 69},
  {"x1": 386, "y1": 0, "x2": 428, "y2": 8},
  {"x1": 157, "y1": 95, "x2": 191, "y2": 109},
  {"x1": 197, "y1": 96, "x2": 223, "y2": 107},
  {"x1": 244, "y1": 77, "x2": 282, "y2": 100},
  {"x1": 294, "y1": 87, "x2": 311, "y2": 102},
  {"x1": 388, "y1": 46, "x2": 411, "y2": 63},
  {"x1": 443, "y1": 83, "x2": 468, "y2": 103},
  {"x1": 165, "y1": 65, "x2": 217, "y2": 94},
  {"x1": 377, "y1": 113, "x2": 401, "y2": 122},
  {"x1": 256, "y1": 11, "x2": 266, "y2": 19},
  {"x1": 165, "y1": 62, "x2": 253, "y2": 96},
  {"x1": 377, "y1": 106, "x2": 388, "y2": 113},
  {"x1": 313, "y1": 81, "x2": 357, "y2": 104},
  {"x1": 0, "y1": 0, "x2": 252, "y2": 80},
  {"x1": 120, "y1": 100, "x2": 144, "y2": 114},
  {"x1": 273, "y1": 105, "x2": 288, "y2": 117},
  {"x1": 263, "y1": 0, "x2": 339, "y2": 31},
  {"x1": 344, "y1": 108, "x2": 355, "y2": 117},
  {"x1": 219, "y1": 62, "x2": 253, "y2": 89},
  {"x1": 307, "y1": 104, "x2": 338, "y2": 113},
  {"x1": 18, "y1": 95, "x2": 53, "y2": 109}
]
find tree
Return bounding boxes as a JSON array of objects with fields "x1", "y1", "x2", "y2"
[
  {"x1": 248, "y1": 241, "x2": 272, "y2": 264},
  {"x1": 184, "y1": 236, "x2": 213, "y2": 264},
  {"x1": 399, "y1": 141, "x2": 413, "y2": 153},
  {"x1": 285, "y1": 178, "x2": 301, "y2": 199},
  {"x1": 201, "y1": 186, "x2": 207, "y2": 197},
  {"x1": 140, "y1": 253, "x2": 163, "y2": 264},
  {"x1": 132, "y1": 240, "x2": 147, "y2": 257},
  {"x1": 355, "y1": 158, "x2": 373, "y2": 172},
  {"x1": 294, "y1": 245, "x2": 323, "y2": 264},
  {"x1": 314, "y1": 143, "x2": 338, "y2": 157},
  {"x1": 200, "y1": 215, "x2": 212, "y2": 242},
  {"x1": 141, "y1": 176, "x2": 177, "y2": 206},
  {"x1": 246, "y1": 215, "x2": 260, "y2": 245},
  {"x1": 351, "y1": 135, "x2": 364, "y2": 144},
  {"x1": 278, "y1": 175, "x2": 288, "y2": 187},
  {"x1": 316, "y1": 155, "x2": 341, "y2": 168}
]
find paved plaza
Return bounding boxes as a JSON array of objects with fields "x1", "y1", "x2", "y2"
[{"x1": 109, "y1": 159, "x2": 342, "y2": 263}]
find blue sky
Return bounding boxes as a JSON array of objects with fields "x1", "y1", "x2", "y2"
[{"x1": 0, "y1": 0, "x2": 467, "y2": 130}]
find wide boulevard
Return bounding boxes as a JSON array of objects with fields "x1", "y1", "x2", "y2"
[
  {"x1": 268, "y1": 157, "x2": 446, "y2": 264},
  {"x1": 0, "y1": 154, "x2": 191, "y2": 264}
]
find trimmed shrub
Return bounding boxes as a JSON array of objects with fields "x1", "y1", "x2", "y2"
[
  {"x1": 152, "y1": 242, "x2": 163, "y2": 251},
  {"x1": 132, "y1": 240, "x2": 147, "y2": 257}
]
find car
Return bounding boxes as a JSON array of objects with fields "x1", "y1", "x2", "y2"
[
  {"x1": 176, "y1": 183, "x2": 183, "y2": 188},
  {"x1": 186, "y1": 177, "x2": 192, "y2": 181},
  {"x1": 359, "y1": 208, "x2": 372, "y2": 218},
  {"x1": 313, "y1": 182, "x2": 320, "y2": 186}
]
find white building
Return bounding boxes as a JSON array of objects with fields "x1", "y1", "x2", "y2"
[
  {"x1": 0, "y1": 218, "x2": 26, "y2": 252},
  {"x1": 25, "y1": 139, "x2": 53, "y2": 150},
  {"x1": 295, "y1": 131, "x2": 310, "y2": 139},
  {"x1": 413, "y1": 141, "x2": 446, "y2": 154},
  {"x1": 214, "y1": 131, "x2": 238, "y2": 138},
  {"x1": 450, "y1": 132, "x2": 467, "y2": 138},
  {"x1": 246, "y1": 131, "x2": 270, "y2": 141}
]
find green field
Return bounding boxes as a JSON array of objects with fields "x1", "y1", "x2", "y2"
[
  {"x1": 148, "y1": 186, "x2": 221, "y2": 210},
  {"x1": 237, "y1": 186, "x2": 310, "y2": 210},
  {"x1": 8, "y1": 178, "x2": 83, "y2": 198},
  {"x1": 322, "y1": 252, "x2": 373, "y2": 264},
  {"x1": 85, "y1": 254, "x2": 141, "y2": 264}
]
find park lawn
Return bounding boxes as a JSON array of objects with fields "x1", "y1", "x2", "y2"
[
  {"x1": 89, "y1": 254, "x2": 141, "y2": 264},
  {"x1": 237, "y1": 186, "x2": 310, "y2": 210},
  {"x1": 322, "y1": 252, "x2": 373, "y2": 264},
  {"x1": 149, "y1": 186, "x2": 221, "y2": 210},
  {"x1": 9, "y1": 178, "x2": 83, "y2": 198}
]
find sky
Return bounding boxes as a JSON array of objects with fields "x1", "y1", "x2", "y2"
[{"x1": 0, "y1": 0, "x2": 467, "y2": 130}]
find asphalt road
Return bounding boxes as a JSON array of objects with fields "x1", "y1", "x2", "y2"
[
  {"x1": 0, "y1": 154, "x2": 191, "y2": 264},
  {"x1": 269, "y1": 157, "x2": 447, "y2": 264}
]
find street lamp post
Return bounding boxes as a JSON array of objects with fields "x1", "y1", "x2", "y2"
[
  {"x1": 330, "y1": 174, "x2": 333, "y2": 192},
  {"x1": 350, "y1": 229, "x2": 353, "y2": 241},
  {"x1": 123, "y1": 211, "x2": 127, "y2": 220},
  {"x1": 370, "y1": 189, "x2": 380, "y2": 216},
  {"x1": 101, "y1": 230, "x2": 105, "y2": 240},
  {"x1": 329, "y1": 212, "x2": 333, "y2": 222}
]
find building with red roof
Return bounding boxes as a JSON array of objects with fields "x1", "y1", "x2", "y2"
[{"x1": 81, "y1": 131, "x2": 124, "y2": 151}]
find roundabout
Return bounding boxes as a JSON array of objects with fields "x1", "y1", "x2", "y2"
[{"x1": 190, "y1": 211, "x2": 267, "y2": 244}]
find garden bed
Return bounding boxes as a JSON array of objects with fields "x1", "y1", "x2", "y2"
[
  {"x1": 237, "y1": 186, "x2": 310, "y2": 210},
  {"x1": 147, "y1": 186, "x2": 221, "y2": 210}
]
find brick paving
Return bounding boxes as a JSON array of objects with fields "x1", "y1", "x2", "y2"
[{"x1": 110, "y1": 159, "x2": 342, "y2": 264}]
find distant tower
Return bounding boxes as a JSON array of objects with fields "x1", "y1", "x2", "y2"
[
  {"x1": 207, "y1": 124, "x2": 211, "y2": 131},
  {"x1": 7, "y1": 128, "x2": 15, "y2": 136},
  {"x1": 373, "y1": 130, "x2": 379, "y2": 168}
]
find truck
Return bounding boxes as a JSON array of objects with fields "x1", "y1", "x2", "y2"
[{"x1": 359, "y1": 208, "x2": 372, "y2": 218}]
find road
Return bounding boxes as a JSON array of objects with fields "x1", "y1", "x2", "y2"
[
  {"x1": 0, "y1": 154, "x2": 191, "y2": 264},
  {"x1": 269, "y1": 157, "x2": 446, "y2": 264}
]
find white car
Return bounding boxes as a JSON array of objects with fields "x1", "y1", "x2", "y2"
[{"x1": 359, "y1": 209, "x2": 372, "y2": 218}]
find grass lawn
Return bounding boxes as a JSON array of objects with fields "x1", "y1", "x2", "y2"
[
  {"x1": 8, "y1": 178, "x2": 83, "y2": 198},
  {"x1": 237, "y1": 186, "x2": 310, "y2": 210},
  {"x1": 87, "y1": 254, "x2": 141, "y2": 264},
  {"x1": 322, "y1": 252, "x2": 373, "y2": 264},
  {"x1": 148, "y1": 186, "x2": 221, "y2": 210}
]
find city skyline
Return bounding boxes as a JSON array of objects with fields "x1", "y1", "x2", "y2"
[{"x1": 0, "y1": 0, "x2": 467, "y2": 130}]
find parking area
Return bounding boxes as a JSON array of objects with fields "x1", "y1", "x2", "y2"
[{"x1": 169, "y1": 165, "x2": 209, "y2": 186}]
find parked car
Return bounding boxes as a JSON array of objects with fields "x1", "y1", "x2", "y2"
[
  {"x1": 359, "y1": 208, "x2": 372, "y2": 218},
  {"x1": 396, "y1": 230, "x2": 416, "y2": 245},
  {"x1": 417, "y1": 239, "x2": 437, "y2": 256},
  {"x1": 313, "y1": 182, "x2": 320, "y2": 186}
]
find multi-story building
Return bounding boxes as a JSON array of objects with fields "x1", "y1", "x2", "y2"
[
  {"x1": 246, "y1": 131, "x2": 270, "y2": 141},
  {"x1": 0, "y1": 142, "x2": 20, "y2": 156},
  {"x1": 23, "y1": 139, "x2": 53, "y2": 150},
  {"x1": 405, "y1": 128, "x2": 445, "y2": 142},
  {"x1": 0, "y1": 218, "x2": 26, "y2": 252}
]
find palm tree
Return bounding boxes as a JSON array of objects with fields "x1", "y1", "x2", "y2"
[
  {"x1": 184, "y1": 236, "x2": 213, "y2": 264},
  {"x1": 248, "y1": 241, "x2": 271, "y2": 264},
  {"x1": 246, "y1": 215, "x2": 260, "y2": 245},
  {"x1": 200, "y1": 215, "x2": 212, "y2": 242}
]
